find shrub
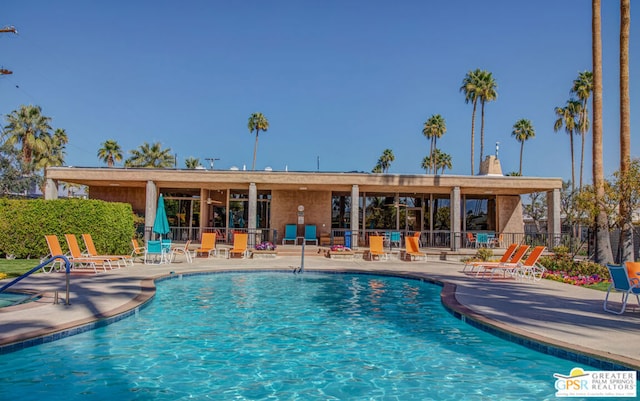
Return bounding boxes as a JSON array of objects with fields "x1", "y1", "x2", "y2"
[
  {"x1": 540, "y1": 255, "x2": 609, "y2": 286},
  {"x1": 475, "y1": 248, "x2": 494, "y2": 262},
  {"x1": 0, "y1": 199, "x2": 135, "y2": 259}
]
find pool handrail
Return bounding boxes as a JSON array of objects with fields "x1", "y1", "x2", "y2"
[{"x1": 0, "y1": 255, "x2": 71, "y2": 305}]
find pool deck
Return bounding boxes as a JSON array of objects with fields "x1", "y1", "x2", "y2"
[{"x1": 1, "y1": 251, "x2": 640, "y2": 371}]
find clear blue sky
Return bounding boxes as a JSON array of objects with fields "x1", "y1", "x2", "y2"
[{"x1": 0, "y1": 1, "x2": 637, "y2": 182}]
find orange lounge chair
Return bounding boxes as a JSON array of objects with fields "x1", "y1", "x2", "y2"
[
  {"x1": 82, "y1": 233, "x2": 133, "y2": 266},
  {"x1": 65, "y1": 234, "x2": 116, "y2": 271},
  {"x1": 131, "y1": 239, "x2": 145, "y2": 262},
  {"x1": 367, "y1": 236, "x2": 388, "y2": 261},
  {"x1": 463, "y1": 243, "x2": 518, "y2": 273},
  {"x1": 475, "y1": 245, "x2": 530, "y2": 278},
  {"x1": 403, "y1": 236, "x2": 426, "y2": 261},
  {"x1": 228, "y1": 233, "x2": 249, "y2": 259},
  {"x1": 45, "y1": 235, "x2": 108, "y2": 273},
  {"x1": 195, "y1": 232, "x2": 217, "y2": 258}
]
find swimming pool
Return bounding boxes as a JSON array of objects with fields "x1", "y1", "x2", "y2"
[
  {"x1": 0, "y1": 291, "x2": 39, "y2": 308},
  {"x1": 0, "y1": 272, "x2": 615, "y2": 400}
]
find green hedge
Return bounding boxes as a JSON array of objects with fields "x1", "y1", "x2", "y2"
[{"x1": 0, "y1": 199, "x2": 135, "y2": 259}]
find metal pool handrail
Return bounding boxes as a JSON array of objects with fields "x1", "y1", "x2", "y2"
[{"x1": 0, "y1": 255, "x2": 71, "y2": 305}]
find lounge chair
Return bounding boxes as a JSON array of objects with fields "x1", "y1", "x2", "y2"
[
  {"x1": 171, "y1": 240, "x2": 193, "y2": 263},
  {"x1": 604, "y1": 264, "x2": 640, "y2": 314},
  {"x1": 195, "y1": 232, "x2": 217, "y2": 257},
  {"x1": 463, "y1": 243, "x2": 518, "y2": 273},
  {"x1": 403, "y1": 236, "x2": 426, "y2": 261},
  {"x1": 65, "y1": 233, "x2": 117, "y2": 271},
  {"x1": 282, "y1": 224, "x2": 297, "y2": 245},
  {"x1": 304, "y1": 225, "x2": 318, "y2": 245},
  {"x1": 475, "y1": 245, "x2": 530, "y2": 278},
  {"x1": 229, "y1": 233, "x2": 249, "y2": 258},
  {"x1": 45, "y1": 234, "x2": 107, "y2": 273},
  {"x1": 367, "y1": 236, "x2": 388, "y2": 261},
  {"x1": 131, "y1": 239, "x2": 145, "y2": 262},
  {"x1": 478, "y1": 246, "x2": 545, "y2": 281},
  {"x1": 42, "y1": 235, "x2": 68, "y2": 273},
  {"x1": 144, "y1": 240, "x2": 169, "y2": 264},
  {"x1": 82, "y1": 233, "x2": 133, "y2": 266}
]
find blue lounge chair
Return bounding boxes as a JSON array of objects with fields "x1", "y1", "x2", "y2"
[
  {"x1": 304, "y1": 225, "x2": 318, "y2": 245},
  {"x1": 604, "y1": 264, "x2": 640, "y2": 314},
  {"x1": 282, "y1": 224, "x2": 297, "y2": 245}
]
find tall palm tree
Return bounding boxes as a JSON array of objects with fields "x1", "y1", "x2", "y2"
[
  {"x1": 511, "y1": 119, "x2": 535, "y2": 175},
  {"x1": 619, "y1": 0, "x2": 632, "y2": 263},
  {"x1": 476, "y1": 70, "x2": 498, "y2": 172},
  {"x1": 184, "y1": 157, "x2": 201, "y2": 169},
  {"x1": 592, "y1": 0, "x2": 613, "y2": 264},
  {"x1": 247, "y1": 112, "x2": 269, "y2": 171},
  {"x1": 570, "y1": 71, "x2": 593, "y2": 191},
  {"x1": 97, "y1": 139, "x2": 123, "y2": 167},
  {"x1": 125, "y1": 142, "x2": 175, "y2": 168},
  {"x1": 554, "y1": 99, "x2": 581, "y2": 193},
  {"x1": 422, "y1": 114, "x2": 446, "y2": 174},
  {"x1": 460, "y1": 69, "x2": 481, "y2": 175},
  {"x1": 2, "y1": 105, "x2": 52, "y2": 169}
]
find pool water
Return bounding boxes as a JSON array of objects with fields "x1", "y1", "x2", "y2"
[
  {"x1": 0, "y1": 292, "x2": 38, "y2": 307},
  {"x1": 0, "y1": 273, "x2": 616, "y2": 400}
]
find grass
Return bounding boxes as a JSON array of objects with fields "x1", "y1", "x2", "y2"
[{"x1": 0, "y1": 259, "x2": 47, "y2": 278}]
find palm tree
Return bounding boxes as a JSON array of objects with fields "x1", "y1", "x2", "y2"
[
  {"x1": 554, "y1": 99, "x2": 581, "y2": 194},
  {"x1": 97, "y1": 139, "x2": 123, "y2": 167},
  {"x1": 247, "y1": 112, "x2": 269, "y2": 171},
  {"x1": 433, "y1": 149, "x2": 452, "y2": 174},
  {"x1": 125, "y1": 142, "x2": 175, "y2": 168},
  {"x1": 511, "y1": 119, "x2": 535, "y2": 175},
  {"x1": 592, "y1": 0, "x2": 613, "y2": 264},
  {"x1": 619, "y1": 0, "x2": 632, "y2": 263},
  {"x1": 184, "y1": 157, "x2": 201, "y2": 169},
  {"x1": 35, "y1": 128, "x2": 68, "y2": 170},
  {"x1": 2, "y1": 105, "x2": 52, "y2": 169},
  {"x1": 422, "y1": 114, "x2": 446, "y2": 173},
  {"x1": 460, "y1": 69, "x2": 481, "y2": 175},
  {"x1": 476, "y1": 70, "x2": 498, "y2": 172},
  {"x1": 571, "y1": 70, "x2": 593, "y2": 191},
  {"x1": 375, "y1": 149, "x2": 394, "y2": 173}
]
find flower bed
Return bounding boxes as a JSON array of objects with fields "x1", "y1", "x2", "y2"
[
  {"x1": 326, "y1": 245, "x2": 354, "y2": 259},
  {"x1": 252, "y1": 241, "x2": 277, "y2": 258}
]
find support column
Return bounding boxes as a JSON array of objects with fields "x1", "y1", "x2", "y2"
[
  {"x1": 44, "y1": 178, "x2": 58, "y2": 200},
  {"x1": 145, "y1": 181, "x2": 157, "y2": 242},
  {"x1": 547, "y1": 188, "x2": 561, "y2": 248},
  {"x1": 350, "y1": 184, "x2": 359, "y2": 248},
  {"x1": 450, "y1": 186, "x2": 461, "y2": 250},
  {"x1": 248, "y1": 183, "x2": 257, "y2": 247}
]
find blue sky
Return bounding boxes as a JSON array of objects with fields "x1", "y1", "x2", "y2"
[{"x1": 0, "y1": 1, "x2": 637, "y2": 182}]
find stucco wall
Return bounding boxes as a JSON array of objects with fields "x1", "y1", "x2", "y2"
[
  {"x1": 271, "y1": 190, "x2": 332, "y2": 240},
  {"x1": 497, "y1": 195, "x2": 524, "y2": 234}
]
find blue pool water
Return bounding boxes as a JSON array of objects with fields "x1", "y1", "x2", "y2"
[
  {"x1": 0, "y1": 273, "x2": 621, "y2": 400},
  {"x1": 0, "y1": 291, "x2": 37, "y2": 307}
]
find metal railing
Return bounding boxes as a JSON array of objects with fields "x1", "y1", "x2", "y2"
[{"x1": 0, "y1": 255, "x2": 72, "y2": 305}]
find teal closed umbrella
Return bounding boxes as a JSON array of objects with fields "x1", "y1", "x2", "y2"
[{"x1": 153, "y1": 194, "x2": 170, "y2": 239}]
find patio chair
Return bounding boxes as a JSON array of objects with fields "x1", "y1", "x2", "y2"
[
  {"x1": 489, "y1": 233, "x2": 504, "y2": 248},
  {"x1": 45, "y1": 234, "x2": 107, "y2": 273},
  {"x1": 604, "y1": 264, "x2": 640, "y2": 314},
  {"x1": 171, "y1": 240, "x2": 194, "y2": 263},
  {"x1": 367, "y1": 236, "x2": 388, "y2": 261},
  {"x1": 476, "y1": 233, "x2": 490, "y2": 248},
  {"x1": 389, "y1": 231, "x2": 402, "y2": 249},
  {"x1": 131, "y1": 239, "x2": 145, "y2": 262},
  {"x1": 229, "y1": 233, "x2": 249, "y2": 258},
  {"x1": 475, "y1": 245, "x2": 530, "y2": 279},
  {"x1": 463, "y1": 243, "x2": 518, "y2": 273},
  {"x1": 195, "y1": 232, "x2": 217, "y2": 257},
  {"x1": 465, "y1": 233, "x2": 477, "y2": 248},
  {"x1": 304, "y1": 225, "x2": 318, "y2": 245},
  {"x1": 403, "y1": 236, "x2": 426, "y2": 261},
  {"x1": 82, "y1": 233, "x2": 133, "y2": 266},
  {"x1": 282, "y1": 224, "x2": 297, "y2": 245},
  {"x1": 144, "y1": 240, "x2": 169, "y2": 264},
  {"x1": 42, "y1": 234, "x2": 68, "y2": 273}
]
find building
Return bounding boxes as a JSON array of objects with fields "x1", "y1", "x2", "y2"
[{"x1": 44, "y1": 158, "x2": 563, "y2": 250}]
